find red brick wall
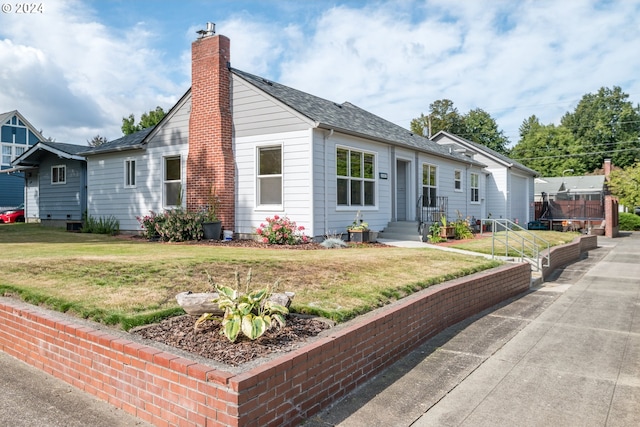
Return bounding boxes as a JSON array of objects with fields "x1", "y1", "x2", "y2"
[
  {"x1": 541, "y1": 235, "x2": 597, "y2": 280},
  {"x1": 187, "y1": 34, "x2": 235, "y2": 230},
  {"x1": 0, "y1": 263, "x2": 531, "y2": 426}
]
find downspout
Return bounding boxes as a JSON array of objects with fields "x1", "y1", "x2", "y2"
[{"x1": 323, "y1": 129, "x2": 334, "y2": 236}]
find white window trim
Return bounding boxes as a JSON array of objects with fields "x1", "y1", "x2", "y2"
[
  {"x1": 163, "y1": 155, "x2": 182, "y2": 208},
  {"x1": 51, "y1": 165, "x2": 66, "y2": 185},
  {"x1": 256, "y1": 144, "x2": 283, "y2": 210},
  {"x1": 335, "y1": 145, "x2": 378, "y2": 210},
  {"x1": 454, "y1": 169, "x2": 462, "y2": 192},
  {"x1": 470, "y1": 172, "x2": 480, "y2": 204},
  {"x1": 421, "y1": 163, "x2": 438, "y2": 207},
  {"x1": 124, "y1": 158, "x2": 136, "y2": 188}
]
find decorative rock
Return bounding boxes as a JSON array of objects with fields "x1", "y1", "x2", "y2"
[{"x1": 175, "y1": 291, "x2": 295, "y2": 316}]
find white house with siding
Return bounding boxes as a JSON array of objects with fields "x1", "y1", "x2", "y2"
[
  {"x1": 431, "y1": 131, "x2": 539, "y2": 226},
  {"x1": 77, "y1": 28, "x2": 540, "y2": 241},
  {"x1": 80, "y1": 30, "x2": 495, "y2": 240}
]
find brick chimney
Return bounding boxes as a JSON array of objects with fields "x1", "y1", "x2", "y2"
[
  {"x1": 603, "y1": 158, "x2": 612, "y2": 179},
  {"x1": 187, "y1": 24, "x2": 235, "y2": 231}
]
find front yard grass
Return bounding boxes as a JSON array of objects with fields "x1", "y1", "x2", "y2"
[
  {"x1": 447, "y1": 230, "x2": 581, "y2": 257},
  {"x1": 0, "y1": 224, "x2": 501, "y2": 330}
]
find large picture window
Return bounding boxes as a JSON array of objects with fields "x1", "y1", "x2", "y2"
[
  {"x1": 337, "y1": 147, "x2": 375, "y2": 206},
  {"x1": 422, "y1": 164, "x2": 437, "y2": 207},
  {"x1": 470, "y1": 173, "x2": 479, "y2": 203},
  {"x1": 257, "y1": 146, "x2": 282, "y2": 206},
  {"x1": 125, "y1": 159, "x2": 136, "y2": 188},
  {"x1": 164, "y1": 156, "x2": 181, "y2": 207}
]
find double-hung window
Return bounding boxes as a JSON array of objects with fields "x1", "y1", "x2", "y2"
[
  {"x1": 257, "y1": 146, "x2": 282, "y2": 206},
  {"x1": 454, "y1": 170, "x2": 462, "y2": 191},
  {"x1": 422, "y1": 164, "x2": 437, "y2": 207},
  {"x1": 336, "y1": 147, "x2": 375, "y2": 206},
  {"x1": 470, "y1": 173, "x2": 479, "y2": 203},
  {"x1": 52, "y1": 165, "x2": 66, "y2": 184},
  {"x1": 164, "y1": 156, "x2": 181, "y2": 207},
  {"x1": 125, "y1": 159, "x2": 136, "y2": 188}
]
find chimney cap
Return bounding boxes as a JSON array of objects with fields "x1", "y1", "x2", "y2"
[{"x1": 197, "y1": 22, "x2": 216, "y2": 38}]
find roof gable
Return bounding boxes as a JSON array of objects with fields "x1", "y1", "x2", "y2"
[
  {"x1": 432, "y1": 130, "x2": 538, "y2": 176},
  {"x1": 0, "y1": 110, "x2": 46, "y2": 142},
  {"x1": 13, "y1": 141, "x2": 87, "y2": 167}
]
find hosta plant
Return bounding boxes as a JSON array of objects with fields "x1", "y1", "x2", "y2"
[{"x1": 195, "y1": 270, "x2": 288, "y2": 342}]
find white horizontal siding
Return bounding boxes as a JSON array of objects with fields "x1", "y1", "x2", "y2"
[
  {"x1": 312, "y1": 129, "x2": 392, "y2": 235},
  {"x1": 232, "y1": 76, "x2": 310, "y2": 137},
  {"x1": 235, "y1": 129, "x2": 314, "y2": 236}
]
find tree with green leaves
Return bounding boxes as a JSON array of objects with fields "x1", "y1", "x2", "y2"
[
  {"x1": 561, "y1": 86, "x2": 640, "y2": 172},
  {"x1": 510, "y1": 118, "x2": 581, "y2": 176},
  {"x1": 410, "y1": 99, "x2": 464, "y2": 137},
  {"x1": 411, "y1": 100, "x2": 509, "y2": 154},
  {"x1": 608, "y1": 161, "x2": 640, "y2": 210},
  {"x1": 461, "y1": 108, "x2": 510, "y2": 155},
  {"x1": 121, "y1": 106, "x2": 166, "y2": 135},
  {"x1": 87, "y1": 134, "x2": 108, "y2": 147}
]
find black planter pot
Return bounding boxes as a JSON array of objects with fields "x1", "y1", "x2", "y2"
[
  {"x1": 203, "y1": 221, "x2": 222, "y2": 240},
  {"x1": 348, "y1": 230, "x2": 370, "y2": 243}
]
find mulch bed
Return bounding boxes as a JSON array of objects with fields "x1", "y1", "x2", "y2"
[{"x1": 131, "y1": 314, "x2": 332, "y2": 366}]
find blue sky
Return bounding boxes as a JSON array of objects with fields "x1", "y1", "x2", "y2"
[{"x1": 1, "y1": 0, "x2": 639, "y2": 145}]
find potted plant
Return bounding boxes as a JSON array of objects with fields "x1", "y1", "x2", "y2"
[
  {"x1": 347, "y1": 211, "x2": 370, "y2": 243},
  {"x1": 439, "y1": 215, "x2": 455, "y2": 239},
  {"x1": 202, "y1": 186, "x2": 222, "y2": 240}
]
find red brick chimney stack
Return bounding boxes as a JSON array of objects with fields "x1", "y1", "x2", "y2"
[
  {"x1": 603, "y1": 158, "x2": 612, "y2": 179},
  {"x1": 187, "y1": 24, "x2": 235, "y2": 231}
]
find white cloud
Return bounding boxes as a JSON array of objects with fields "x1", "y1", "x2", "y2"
[
  {"x1": 1, "y1": 0, "x2": 638, "y2": 147},
  {"x1": 0, "y1": 0, "x2": 181, "y2": 142}
]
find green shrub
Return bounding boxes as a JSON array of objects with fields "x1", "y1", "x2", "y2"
[
  {"x1": 619, "y1": 212, "x2": 640, "y2": 230},
  {"x1": 82, "y1": 214, "x2": 120, "y2": 235},
  {"x1": 136, "y1": 209, "x2": 205, "y2": 242}
]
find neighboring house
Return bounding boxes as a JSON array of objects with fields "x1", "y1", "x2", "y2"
[
  {"x1": 10, "y1": 141, "x2": 88, "y2": 225},
  {"x1": 0, "y1": 110, "x2": 44, "y2": 209},
  {"x1": 533, "y1": 159, "x2": 618, "y2": 236},
  {"x1": 81, "y1": 30, "x2": 490, "y2": 237},
  {"x1": 431, "y1": 131, "x2": 539, "y2": 226}
]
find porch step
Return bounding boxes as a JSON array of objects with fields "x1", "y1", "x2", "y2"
[{"x1": 378, "y1": 221, "x2": 422, "y2": 242}]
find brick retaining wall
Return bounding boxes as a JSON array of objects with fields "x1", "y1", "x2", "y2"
[
  {"x1": 1, "y1": 262, "x2": 531, "y2": 426},
  {"x1": 541, "y1": 235, "x2": 597, "y2": 280}
]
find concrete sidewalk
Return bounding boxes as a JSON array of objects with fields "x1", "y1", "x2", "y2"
[{"x1": 304, "y1": 233, "x2": 640, "y2": 426}]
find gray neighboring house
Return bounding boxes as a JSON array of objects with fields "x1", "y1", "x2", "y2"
[{"x1": 10, "y1": 141, "x2": 88, "y2": 226}]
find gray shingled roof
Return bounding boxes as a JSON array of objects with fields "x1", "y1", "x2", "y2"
[
  {"x1": 433, "y1": 131, "x2": 538, "y2": 176},
  {"x1": 232, "y1": 69, "x2": 484, "y2": 165},
  {"x1": 80, "y1": 127, "x2": 153, "y2": 155},
  {"x1": 40, "y1": 141, "x2": 88, "y2": 156}
]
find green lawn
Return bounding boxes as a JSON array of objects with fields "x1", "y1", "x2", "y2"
[
  {"x1": 448, "y1": 230, "x2": 581, "y2": 257},
  {"x1": 0, "y1": 224, "x2": 501, "y2": 330}
]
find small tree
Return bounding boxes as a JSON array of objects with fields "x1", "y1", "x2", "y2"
[
  {"x1": 122, "y1": 106, "x2": 166, "y2": 135},
  {"x1": 87, "y1": 134, "x2": 108, "y2": 147}
]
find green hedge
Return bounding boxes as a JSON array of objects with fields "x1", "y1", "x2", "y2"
[{"x1": 619, "y1": 212, "x2": 640, "y2": 231}]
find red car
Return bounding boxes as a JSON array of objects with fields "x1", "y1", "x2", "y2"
[{"x1": 0, "y1": 204, "x2": 25, "y2": 223}]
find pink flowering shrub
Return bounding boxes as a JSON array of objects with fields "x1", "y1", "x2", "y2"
[{"x1": 255, "y1": 215, "x2": 309, "y2": 245}]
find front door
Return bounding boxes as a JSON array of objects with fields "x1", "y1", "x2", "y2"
[{"x1": 397, "y1": 160, "x2": 408, "y2": 221}]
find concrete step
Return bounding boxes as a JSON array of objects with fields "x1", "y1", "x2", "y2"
[{"x1": 379, "y1": 221, "x2": 422, "y2": 242}]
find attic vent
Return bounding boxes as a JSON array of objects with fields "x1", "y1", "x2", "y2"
[
  {"x1": 261, "y1": 78, "x2": 274, "y2": 86},
  {"x1": 333, "y1": 103, "x2": 343, "y2": 108}
]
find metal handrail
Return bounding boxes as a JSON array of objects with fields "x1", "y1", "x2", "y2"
[{"x1": 481, "y1": 218, "x2": 550, "y2": 271}]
